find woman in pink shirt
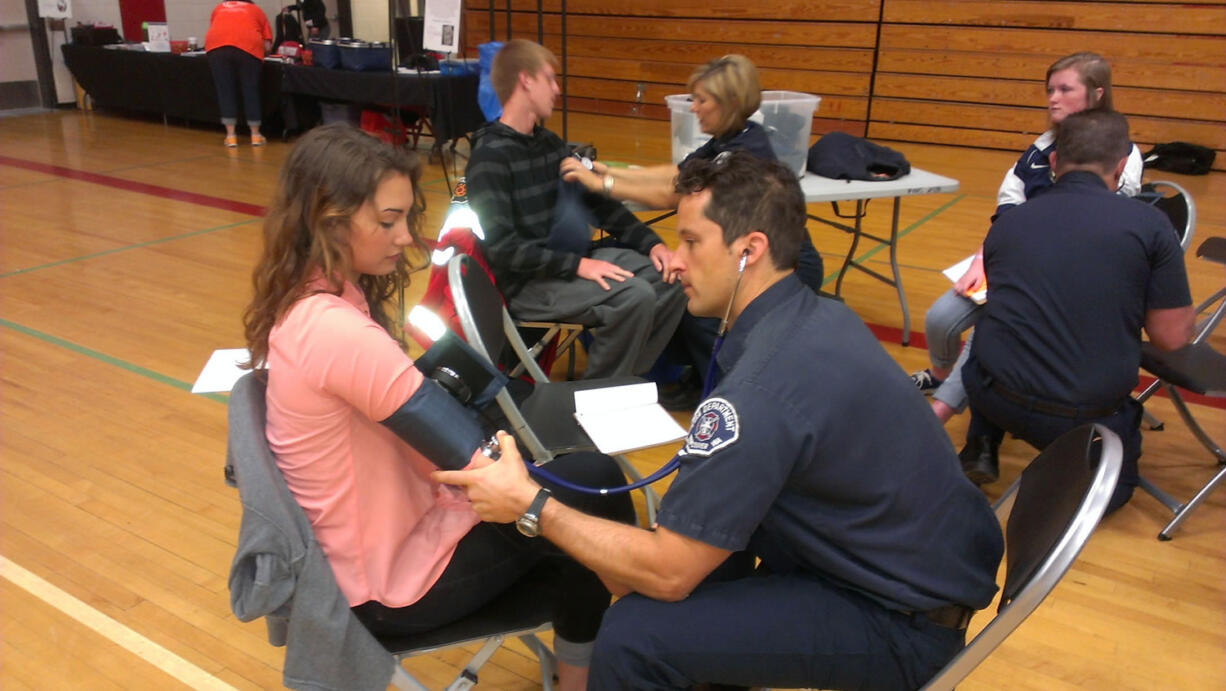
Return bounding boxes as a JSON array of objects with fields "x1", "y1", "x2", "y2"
[{"x1": 242, "y1": 124, "x2": 633, "y2": 690}]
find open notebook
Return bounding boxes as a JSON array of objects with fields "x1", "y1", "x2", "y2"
[{"x1": 573, "y1": 383, "x2": 687, "y2": 455}]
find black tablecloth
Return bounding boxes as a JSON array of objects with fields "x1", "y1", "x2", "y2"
[
  {"x1": 62, "y1": 44, "x2": 485, "y2": 142},
  {"x1": 62, "y1": 44, "x2": 284, "y2": 125},
  {"x1": 279, "y1": 64, "x2": 483, "y2": 141}
]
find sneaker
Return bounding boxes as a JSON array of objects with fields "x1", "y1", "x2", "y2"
[
  {"x1": 223, "y1": 135, "x2": 238, "y2": 148},
  {"x1": 251, "y1": 134, "x2": 267, "y2": 147},
  {"x1": 910, "y1": 368, "x2": 944, "y2": 395}
]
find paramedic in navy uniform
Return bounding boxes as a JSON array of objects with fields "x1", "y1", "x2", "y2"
[{"x1": 435, "y1": 151, "x2": 1004, "y2": 691}]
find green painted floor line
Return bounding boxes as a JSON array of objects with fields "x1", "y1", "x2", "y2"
[
  {"x1": 0, "y1": 318, "x2": 228, "y2": 404},
  {"x1": 820, "y1": 194, "x2": 965, "y2": 286},
  {"x1": 0, "y1": 218, "x2": 259, "y2": 279}
]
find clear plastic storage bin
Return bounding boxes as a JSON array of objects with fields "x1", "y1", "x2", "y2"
[
  {"x1": 666, "y1": 91, "x2": 821, "y2": 176},
  {"x1": 666, "y1": 94, "x2": 712, "y2": 166}
]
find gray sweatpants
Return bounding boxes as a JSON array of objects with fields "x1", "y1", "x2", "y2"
[{"x1": 508, "y1": 247, "x2": 686, "y2": 379}]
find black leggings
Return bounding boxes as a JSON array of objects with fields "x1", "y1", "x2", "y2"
[
  {"x1": 352, "y1": 451, "x2": 636, "y2": 644},
  {"x1": 207, "y1": 45, "x2": 262, "y2": 127}
]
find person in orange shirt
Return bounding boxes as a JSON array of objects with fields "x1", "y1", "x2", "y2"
[
  {"x1": 204, "y1": 0, "x2": 272, "y2": 147},
  {"x1": 242, "y1": 124, "x2": 634, "y2": 691}
]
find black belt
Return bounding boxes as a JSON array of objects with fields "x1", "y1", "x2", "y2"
[
  {"x1": 983, "y1": 375, "x2": 1122, "y2": 419},
  {"x1": 921, "y1": 604, "x2": 974, "y2": 630}
]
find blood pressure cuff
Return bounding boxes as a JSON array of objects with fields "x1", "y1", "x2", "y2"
[
  {"x1": 413, "y1": 332, "x2": 508, "y2": 410},
  {"x1": 379, "y1": 380, "x2": 484, "y2": 471}
]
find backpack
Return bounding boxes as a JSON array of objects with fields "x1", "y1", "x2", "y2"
[
  {"x1": 1142, "y1": 142, "x2": 1215, "y2": 175},
  {"x1": 807, "y1": 131, "x2": 911, "y2": 181}
]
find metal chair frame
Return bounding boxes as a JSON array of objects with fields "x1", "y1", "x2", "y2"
[
  {"x1": 923, "y1": 425, "x2": 1122, "y2": 690},
  {"x1": 1134, "y1": 180, "x2": 1196, "y2": 431},
  {"x1": 447, "y1": 253, "x2": 661, "y2": 524},
  {"x1": 226, "y1": 373, "x2": 558, "y2": 691},
  {"x1": 1134, "y1": 236, "x2": 1226, "y2": 539}
]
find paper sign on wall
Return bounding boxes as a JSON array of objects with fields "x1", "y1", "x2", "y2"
[
  {"x1": 38, "y1": 0, "x2": 72, "y2": 19},
  {"x1": 422, "y1": 0, "x2": 460, "y2": 53}
]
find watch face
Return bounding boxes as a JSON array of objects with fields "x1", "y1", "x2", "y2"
[{"x1": 516, "y1": 514, "x2": 540, "y2": 537}]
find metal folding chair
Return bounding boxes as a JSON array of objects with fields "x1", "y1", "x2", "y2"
[
  {"x1": 447, "y1": 253, "x2": 661, "y2": 524},
  {"x1": 1134, "y1": 236, "x2": 1226, "y2": 539},
  {"x1": 225, "y1": 372, "x2": 558, "y2": 691},
  {"x1": 1135, "y1": 180, "x2": 1196, "y2": 431},
  {"x1": 923, "y1": 424, "x2": 1122, "y2": 690}
]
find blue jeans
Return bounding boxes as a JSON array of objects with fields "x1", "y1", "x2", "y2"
[
  {"x1": 207, "y1": 45, "x2": 262, "y2": 127},
  {"x1": 923, "y1": 288, "x2": 982, "y2": 413}
]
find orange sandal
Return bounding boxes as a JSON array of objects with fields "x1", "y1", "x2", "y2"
[
  {"x1": 251, "y1": 134, "x2": 267, "y2": 147},
  {"x1": 223, "y1": 135, "x2": 238, "y2": 148}
]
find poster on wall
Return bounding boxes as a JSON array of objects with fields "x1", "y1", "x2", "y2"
[
  {"x1": 422, "y1": 0, "x2": 460, "y2": 54},
  {"x1": 38, "y1": 0, "x2": 72, "y2": 19}
]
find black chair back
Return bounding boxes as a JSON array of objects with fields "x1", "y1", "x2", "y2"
[
  {"x1": 1002, "y1": 425, "x2": 1114, "y2": 607},
  {"x1": 454, "y1": 255, "x2": 509, "y2": 363},
  {"x1": 920, "y1": 425, "x2": 1121, "y2": 690},
  {"x1": 1137, "y1": 180, "x2": 1195, "y2": 250}
]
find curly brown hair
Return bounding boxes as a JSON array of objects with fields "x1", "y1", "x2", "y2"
[{"x1": 242, "y1": 123, "x2": 426, "y2": 369}]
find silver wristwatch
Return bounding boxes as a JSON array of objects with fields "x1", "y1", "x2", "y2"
[{"x1": 516, "y1": 488, "x2": 551, "y2": 537}]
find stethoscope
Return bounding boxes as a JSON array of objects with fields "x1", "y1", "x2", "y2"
[{"x1": 519, "y1": 249, "x2": 751, "y2": 495}]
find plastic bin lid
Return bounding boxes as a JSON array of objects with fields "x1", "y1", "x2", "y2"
[{"x1": 761, "y1": 90, "x2": 820, "y2": 104}]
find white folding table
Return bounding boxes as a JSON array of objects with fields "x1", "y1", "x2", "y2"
[{"x1": 801, "y1": 168, "x2": 959, "y2": 345}]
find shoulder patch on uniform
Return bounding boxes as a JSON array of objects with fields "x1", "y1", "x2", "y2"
[{"x1": 683, "y1": 397, "x2": 740, "y2": 457}]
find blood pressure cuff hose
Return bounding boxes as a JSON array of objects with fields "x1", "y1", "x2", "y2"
[{"x1": 379, "y1": 379, "x2": 484, "y2": 471}]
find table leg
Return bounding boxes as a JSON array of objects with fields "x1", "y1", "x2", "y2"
[
  {"x1": 834, "y1": 199, "x2": 865, "y2": 297},
  {"x1": 889, "y1": 197, "x2": 909, "y2": 346}
]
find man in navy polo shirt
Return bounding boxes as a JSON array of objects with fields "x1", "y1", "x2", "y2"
[
  {"x1": 436, "y1": 152, "x2": 1004, "y2": 691},
  {"x1": 959, "y1": 108, "x2": 1194, "y2": 513}
]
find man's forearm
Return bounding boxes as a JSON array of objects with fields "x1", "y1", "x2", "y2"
[{"x1": 538, "y1": 500, "x2": 699, "y2": 601}]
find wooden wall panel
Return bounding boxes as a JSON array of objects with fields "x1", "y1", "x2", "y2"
[
  {"x1": 461, "y1": 1, "x2": 1225, "y2": 170},
  {"x1": 873, "y1": 2, "x2": 1226, "y2": 170},
  {"x1": 873, "y1": 75, "x2": 1226, "y2": 122},
  {"x1": 876, "y1": 22, "x2": 1226, "y2": 59},
  {"x1": 875, "y1": 49, "x2": 1225, "y2": 94},
  {"x1": 466, "y1": 0, "x2": 882, "y2": 22},
  {"x1": 883, "y1": 0, "x2": 1226, "y2": 34},
  {"x1": 467, "y1": 13, "x2": 879, "y2": 47}
]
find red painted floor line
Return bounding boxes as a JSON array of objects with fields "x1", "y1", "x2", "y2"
[
  {"x1": 6, "y1": 155, "x2": 1222, "y2": 412},
  {"x1": 0, "y1": 155, "x2": 266, "y2": 217}
]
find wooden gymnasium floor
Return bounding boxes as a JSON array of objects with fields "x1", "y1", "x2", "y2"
[{"x1": 1, "y1": 109, "x2": 1223, "y2": 690}]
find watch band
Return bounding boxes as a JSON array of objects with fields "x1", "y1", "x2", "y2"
[
  {"x1": 516, "y1": 487, "x2": 551, "y2": 537},
  {"x1": 526, "y1": 487, "x2": 550, "y2": 518}
]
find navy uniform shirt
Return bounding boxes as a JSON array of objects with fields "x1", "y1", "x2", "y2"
[
  {"x1": 975, "y1": 170, "x2": 1192, "y2": 407},
  {"x1": 682, "y1": 123, "x2": 825, "y2": 290},
  {"x1": 682, "y1": 121, "x2": 776, "y2": 166},
  {"x1": 656, "y1": 275, "x2": 1004, "y2": 612}
]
